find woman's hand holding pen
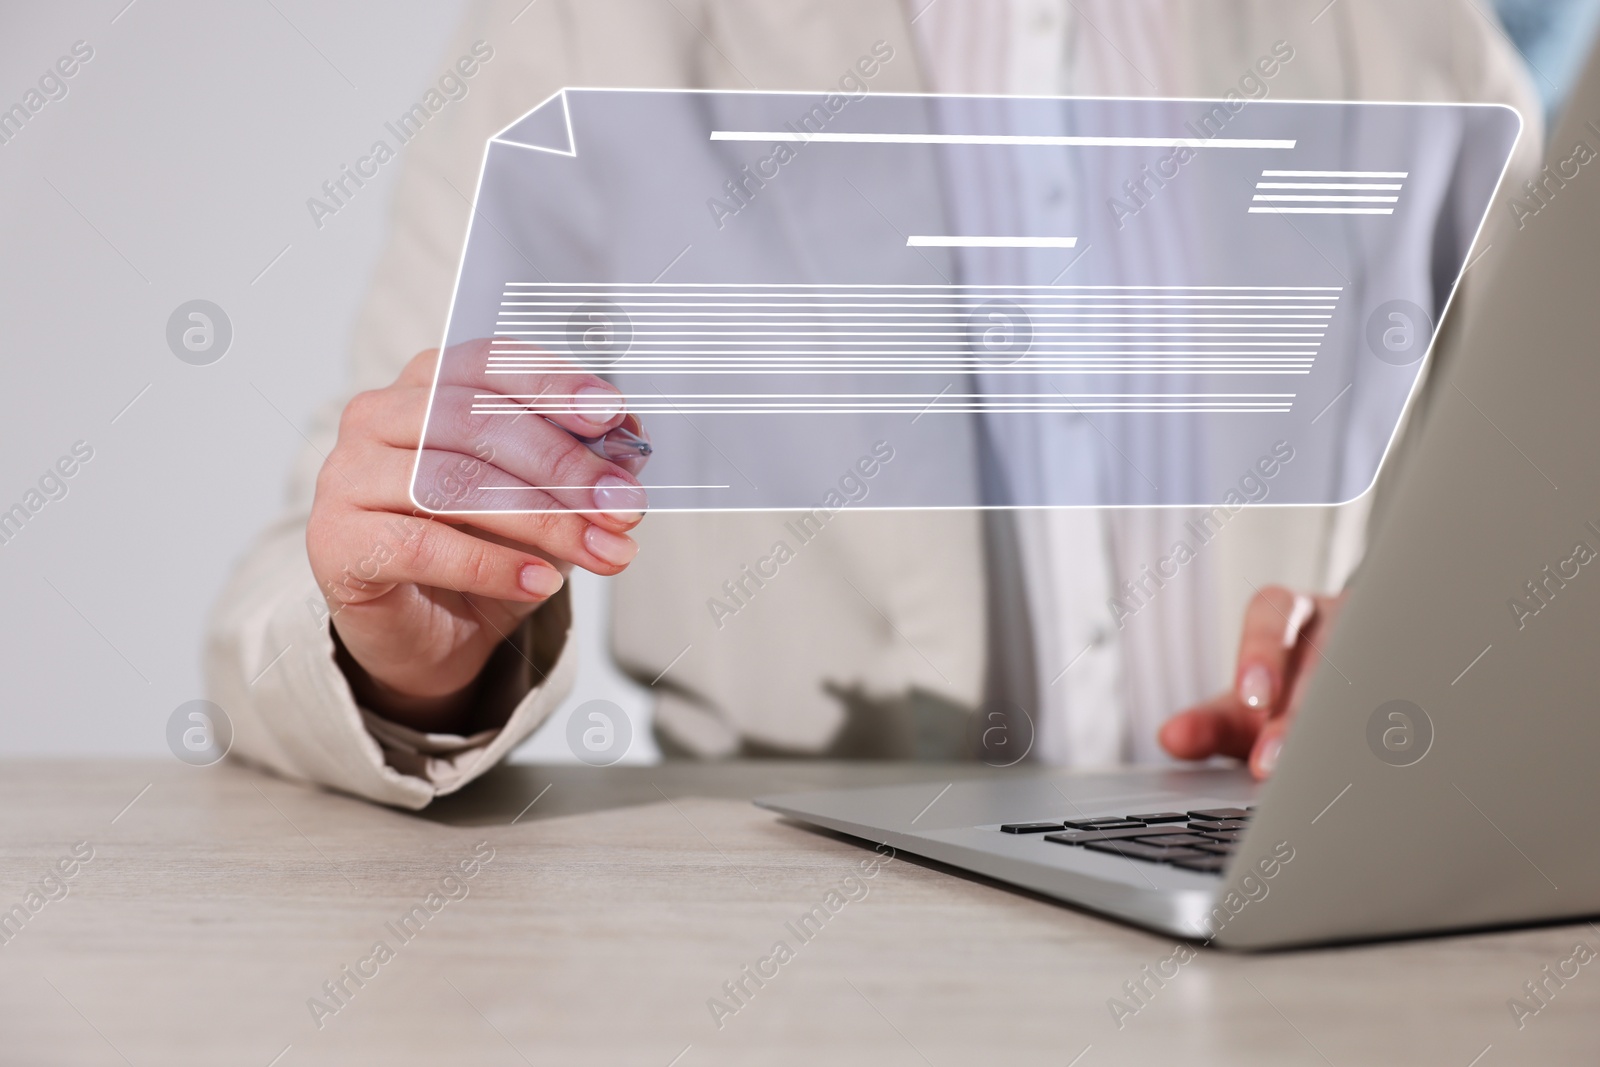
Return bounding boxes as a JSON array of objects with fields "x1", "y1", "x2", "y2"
[
  {"x1": 1158, "y1": 586, "x2": 1347, "y2": 779},
  {"x1": 305, "y1": 343, "x2": 648, "y2": 733}
]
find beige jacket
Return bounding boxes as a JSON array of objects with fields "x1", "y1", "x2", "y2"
[{"x1": 206, "y1": 0, "x2": 1540, "y2": 807}]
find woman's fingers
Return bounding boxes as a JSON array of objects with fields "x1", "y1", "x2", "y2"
[
  {"x1": 1232, "y1": 585, "x2": 1314, "y2": 715},
  {"x1": 309, "y1": 505, "x2": 565, "y2": 611},
  {"x1": 1159, "y1": 588, "x2": 1313, "y2": 766},
  {"x1": 421, "y1": 383, "x2": 648, "y2": 522},
  {"x1": 433, "y1": 338, "x2": 631, "y2": 438},
  {"x1": 364, "y1": 443, "x2": 640, "y2": 575},
  {"x1": 373, "y1": 345, "x2": 636, "y2": 446},
  {"x1": 325, "y1": 376, "x2": 643, "y2": 577},
  {"x1": 1159, "y1": 690, "x2": 1266, "y2": 763},
  {"x1": 1246, "y1": 595, "x2": 1342, "y2": 777},
  {"x1": 344, "y1": 383, "x2": 648, "y2": 531},
  {"x1": 1163, "y1": 588, "x2": 1343, "y2": 778},
  {"x1": 1249, "y1": 716, "x2": 1291, "y2": 779}
]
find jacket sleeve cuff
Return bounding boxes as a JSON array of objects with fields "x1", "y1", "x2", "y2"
[
  {"x1": 355, "y1": 591, "x2": 576, "y2": 797},
  {"x1": 207, "y1": 532, "x2": 575, "y2": 810}
]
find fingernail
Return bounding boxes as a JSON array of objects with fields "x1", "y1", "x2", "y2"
[
  {"x1": 1255, "y1": 735, "x2": 1283, "y2": 777},
  {"x1": 584, "y1": 525, "x2": 638, "y2": 567},
  {"x1": 574, "y1": 385, "x2": 622, "y2": 426},
  {"x1": 1239, "y1": 664, "x2": 1272, "y2": 709},
  {"x1": 518, "y1": 563, "x2": 564, "y2": 598},
  {"x1": 592, "y1": 475, "x2": 646, "y2": 520}
]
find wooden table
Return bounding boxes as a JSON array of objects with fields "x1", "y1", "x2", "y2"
[{"x1": 2, "y1": 759, "x2": 1596, "y2": 1065}]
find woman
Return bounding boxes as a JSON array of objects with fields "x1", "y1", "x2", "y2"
[{"x1": 206, "y1": 0, "x2": 1540, "y2": 807}]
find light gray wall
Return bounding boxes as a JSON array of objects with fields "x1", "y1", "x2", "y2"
[{"x1": 0, "y1": 1, "x2": 655, "y2": 761}]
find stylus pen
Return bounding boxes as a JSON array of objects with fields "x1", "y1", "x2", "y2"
[{"x1": 575, "y1": 423, "x2": 652, "y2": 463}]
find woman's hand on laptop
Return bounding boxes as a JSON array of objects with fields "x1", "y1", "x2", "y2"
[
  {"x1": 1158, "y1": 585, "x2": 1346, "y2": 779},
  {"x1": 304, "y1": 346, "x2": 647, "y2": 733}
]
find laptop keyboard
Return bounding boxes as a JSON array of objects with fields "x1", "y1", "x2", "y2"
[{"x1": 997, "y1": 807, "x2": 1253, "y2": 874}]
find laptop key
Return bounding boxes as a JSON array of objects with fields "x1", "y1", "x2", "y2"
[
  {"x1": 1138, "y1": 833, "x2": 1207, "y2": 847},
  {"x1": 1187, "y1": 808, "x2": 1252, "y2": 822},
  {"x1": 1044, "y1": 825, "x2": 1185, "y2": 845},
  {"x1": 1193, "y1": 842, "x2": 1235, "y2": 855},
  {"x1": 1188, "y1": 820, "x2": 1249, "y2": 832},
  {"x1": 1061, "y1": 819, "x2": 1146, "y2": 831},
  {"x1": 1001, "y1": 822, "x2": 1066, "y2": 834},
  {"x1": 1196, "y1": 831, "x2": 1243, "y2": 843},
  {"x1": 1169, "y1": 854, "x2": 1229, "y2": 873},
  {"x1": 1125, "y1": 812, "x2": 1190, "y2": 824},
  {"x1": 1084, "y1": 841, "x2": 1209, "y2": 863}
]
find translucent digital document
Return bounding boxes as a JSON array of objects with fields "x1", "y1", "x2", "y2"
[{"x1": 412, "y1": 89, "x2": 1519, "y2": 513}]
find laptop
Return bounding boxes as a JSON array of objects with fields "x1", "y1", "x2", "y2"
[{"x1": 758, "y1": 54, "x2": 1600, "y2": 950}]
